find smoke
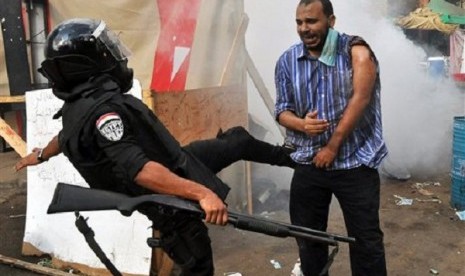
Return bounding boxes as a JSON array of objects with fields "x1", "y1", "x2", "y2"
[
  {"x1": 246, "y1": 0, "x2": 464, "y2": 182},
  {"x1": 334, "y1": 0, "x2": 464, "y2": 176}
]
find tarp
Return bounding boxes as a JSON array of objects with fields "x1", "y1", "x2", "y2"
[
  {"x1": 429, "y1": 0, "x2": 465, "y2": 24},
  {"x1": 48, "y1": 0, "x2": 245, "y2": 93},
  {"x1": 396, "y1": 7, "x2": 458, "y2": 34},
  {"x1": 449, "y1": 28, "x2": 465, "y2": 75},
  {"x1": 2, "y1": 0, "x2": 246, "y2": 94}
]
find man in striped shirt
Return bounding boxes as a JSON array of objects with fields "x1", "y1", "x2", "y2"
[{"x1": 274, "y1": 0, "x2": 388, "y2": 275}]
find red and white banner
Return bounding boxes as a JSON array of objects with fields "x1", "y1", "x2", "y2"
[{"x1": 47, "y1": 0, "x2": 244, "y2": 92}]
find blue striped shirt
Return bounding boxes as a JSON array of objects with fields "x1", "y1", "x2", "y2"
[{"x1": 274, "y1": 32, "x2": 387, "y2": 170}]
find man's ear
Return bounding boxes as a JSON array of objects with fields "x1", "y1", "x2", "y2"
[{"x1": 329, "y1": 15, "x2": 336, "y2": 28}]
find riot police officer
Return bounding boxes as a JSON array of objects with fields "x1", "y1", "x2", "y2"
[{"x1": 16, "y1": 18, "x2": 294, "y2": 275}]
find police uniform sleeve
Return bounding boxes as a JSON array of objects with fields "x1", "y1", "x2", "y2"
[{"x1": 94, "y1": 108, "x2": 150, "y2": 181}]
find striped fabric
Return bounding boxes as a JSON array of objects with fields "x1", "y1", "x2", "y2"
[{"x1": 274, "y1": 32, "x2": 387, "y2": 170}]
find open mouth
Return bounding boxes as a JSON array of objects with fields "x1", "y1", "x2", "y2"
[{"x1": 302, "y1": 35, "x2": 318, "y2": 45}]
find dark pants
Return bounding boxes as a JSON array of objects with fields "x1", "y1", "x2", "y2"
[
  {"x1": 290, "y1": 165, "x2": 386, "y2": 276},
  {"x1": 148, "y1": 126, "x2": 295, "y2": 276},
  {"x1": 185, "y1": 126, "x2": 295, "y2": 174}
]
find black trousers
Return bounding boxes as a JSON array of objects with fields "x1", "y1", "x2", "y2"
[
  {"x1": 148, "y1": 126, "x2": 295, "y2": 276},
  {"x1": 184, "y1": 126, "x2": 295, "y2": 174},
  {"x1": 289, "y1": 165, "x2": 386, "y2": 276}
]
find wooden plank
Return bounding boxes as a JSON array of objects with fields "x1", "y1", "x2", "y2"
[
  {"x1": 142, "y1": 90, "x2": 154, "y2": 111},
  {"x1": 0, "y1": 254, "x2": 71, "y2": 276},
  {"x1": 0, "y1": 116, "x2": 26, "y2": 157},
  {"x1": 245, "y1": 51, "x2": 286, "y2": 138},
  {"x1": 157, "y1": 254, "x2": 174, "y2": 276},
  {"x1": 219, "y1": 14, "x2": 249, "y2": 86},
  {"x1": 246, "y1": 161, "x2": 253, "y2": 215},
  {"x1": 0, "y1": 95, "x2": 25, "y2": 103},
  {"x1": 150, "y1": 230, "x2": 174, "y2": 276}
]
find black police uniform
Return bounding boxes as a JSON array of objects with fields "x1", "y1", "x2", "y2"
[{"x1": 55, "y1": 74, "x2": 294, "y2": 275}]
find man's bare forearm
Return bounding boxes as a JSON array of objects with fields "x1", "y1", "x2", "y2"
[
  {"x1": 15, "y1": 134, "x2": 62, "y2": 171},
  {"x1": 40, "y1": 135, "x2": 61, "y2": 161}
]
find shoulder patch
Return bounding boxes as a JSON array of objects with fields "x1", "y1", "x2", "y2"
[{"x1": 96, "y1": 112, "x2": 124, "y2": 141}]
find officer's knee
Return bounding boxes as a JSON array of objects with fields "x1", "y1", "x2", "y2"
[{"x1": 217, "y1": 126, "x2": 254, "y2": 151}]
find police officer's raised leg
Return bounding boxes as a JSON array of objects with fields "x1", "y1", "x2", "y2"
[{"x1": 184, "y1": 126, "x2": 295, "y2": 173}]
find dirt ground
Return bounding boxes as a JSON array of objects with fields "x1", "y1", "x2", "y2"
[
  {"x1": 210, "y1": 172, "x2": 465, "y2": 276},
  {"x1": 1, "y1": 150, "x2": 465, "y2": 276}
]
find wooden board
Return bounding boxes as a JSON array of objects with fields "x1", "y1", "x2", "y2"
[
  {"x1": 0, "y1": 254, "x2": 71, "y2": 276},
  {"x1": 152, "y1": 85, "x2": 248, "y2": 145},
  {"x1": 0, "y1": 116, "x2": 26, "y2": 157},
  {"x1": 0, "y1": 95, "x2": 25, "y2": 103}
]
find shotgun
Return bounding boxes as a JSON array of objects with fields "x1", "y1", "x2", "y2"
[{"x1": 47, "y1": 182, "x2": 355, "y2": 245}]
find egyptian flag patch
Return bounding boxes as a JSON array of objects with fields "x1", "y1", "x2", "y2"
[{"x1": 96, "y1": 112, "x2": 124, "y2": 141}]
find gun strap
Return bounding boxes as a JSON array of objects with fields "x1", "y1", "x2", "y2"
[
  {"x1": 318, "y1": 244, "x2": 339, "y2": 276},
  {"x1": 74, "y1": 212, "x2": 123, "y2": 276}
]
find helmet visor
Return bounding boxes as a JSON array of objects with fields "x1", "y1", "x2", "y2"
[{"x1": 92, "y1": 20, "x2": 131, "y2": 61}]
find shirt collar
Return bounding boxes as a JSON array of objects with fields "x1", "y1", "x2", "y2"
[{"x1": 296, "y1": 43, "x2": 317, "y2": 61}]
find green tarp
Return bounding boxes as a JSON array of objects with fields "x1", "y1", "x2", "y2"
[{"x1": 429, "y1": 0, "x2": 465, "y2": 24}]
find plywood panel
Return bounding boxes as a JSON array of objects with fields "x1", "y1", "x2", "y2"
[{"x1": 152, "y1": 85, "x2": 247, "y2": 145}]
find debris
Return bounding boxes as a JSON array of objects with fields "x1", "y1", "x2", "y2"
[
  {"x1": 411, "y1": 182, "x2": 441, "y2": 197},
  {"x1": 259, "y1": 211, "x2": 276, "y2": 218},
  {"x1": 455, "y1": 210, "x2": 465, "y2": 220},
  {"x1": 8, "y1": 214, "x2": 25, "y2": 219},
  {"x1": 291, "y1": 259, "x2": 303, "y2": 276},
  {"x1": 417, "y1": 188, "x2": 435, "y2": 196},
  {"x1": 429, "y1": 268, "x2": 439, "y2": 275},
  {"x1": 413, "y1": 182, "x2": 441, "y2": 188},
  {"x1": 414, "y1": 198, "x2": 442, "y2": 204},
  {"x1": 37, "y1": 257, "x2": 53, "y2": 268},
  {"x1": 224, "y1": 273, "x2": 242, "y2": 276},
  {"x1": 270, "y1": 259, "x2": 281, "y2": 269},
  {"x1": 257, "y1": 188, "x2": 272, "y2": 203},
  {"x1": 394, "y1": 195, "x2": 413, "y2": 206}
]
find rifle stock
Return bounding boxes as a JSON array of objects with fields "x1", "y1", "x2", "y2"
[
  {"x1": 48, "y1": 183, "x2": 355, "y2": 245},
  {"x1": 47, "y1": 183, "x2": 202, "y2": 217},
  {"x1": 48, "y1": 183, "x2": 127, "y2": 214}
]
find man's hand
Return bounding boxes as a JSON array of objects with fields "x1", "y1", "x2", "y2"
[
  {"x1": 312, "y1": 146, "x2": 337, "y2": 169},
  {"x1": 15, "y1": 135, "x2": 61, "y2": 171},
  {"x1": 135, "y1": 161, "x2": 229, "y2": 226},
  {"x1": 15, "y1": 148, "x2": 42, "y2": 171},
  {"x1": 199, "y1": 192, "x2": 228, "y2": 226},
  {"x1": 303, "y1": 111, "x2": 329, "y2": 136}
]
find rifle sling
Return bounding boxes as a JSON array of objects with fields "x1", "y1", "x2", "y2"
[
  {"x1": 319, "y1": 244, "x2": 339, "y2": 276},
  {"x1": 74, "y1": 212, "x2": 122, "y2": 276}
]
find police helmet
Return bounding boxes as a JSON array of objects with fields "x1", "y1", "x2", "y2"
[{"x1": 39, "y1": 18, "x2": 133, "y2": 93}]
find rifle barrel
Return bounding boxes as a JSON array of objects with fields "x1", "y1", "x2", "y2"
[
  {"x1": 227, "y1": 216, "x2": 338, "y2": 245},
  {"x1": 229, "y1": 211, "x2": 355, "y2": 244}
]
